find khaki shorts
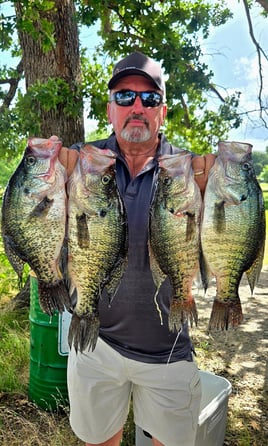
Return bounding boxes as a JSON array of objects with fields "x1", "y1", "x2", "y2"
[{"x1": 67, "y1": 337, "x2": 201, "y2": 445}]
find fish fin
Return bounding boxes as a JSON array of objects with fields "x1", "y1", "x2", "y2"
[
  {"x1": 148, "y1": 241, "x2": 166, "y2": 324},
  {"x1": 38, "y1": 280, "x2": 72, "y2": 316},
  {"x1": 213, "y1": 201, "x2": 226, "y2": 233},
  {"x1": 105, "y1": 256, "x2": 128, "y2": 303},
  {"x1": 68, "y1": 312, "x2": 100, "y2": 353},
  {"x1": 76, "y1": 213, "x2": 90, "y2": 249},
  {"x1": 245, "y1": 243, "x2": 264, "y2": 294},
  {"x1": 169, "y1": 296, "x2": 198, "y2": 332},
  {"x1": 208, "y1": 298, "x2": 243, "y2": 331},
  {"x1": 59, "y1": 235, "x2": 68, "y2": 285},
  {"x1": 148, "y1": 241, "x2": 167, "y2": 290},
  {"x1": 198, "y1": 250, "x2": 210, "y2": 292},
  {"x1": 2, "y1": 235, "x2": 25, "y2": 288},
  {"x1": 29, "y1": 196, "x2": 54, "y2": 218},
  {"x1": 185, "y1": 212, "x2": 196, "y2": 241}
]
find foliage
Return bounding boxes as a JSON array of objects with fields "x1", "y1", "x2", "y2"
[
  {"x1": 260, "y1": 165, "x2": 268, "y2": 183},
  {"x1": 15, "y1": 78, "x2": 84, "y2": 137},
  {"x1": 0, "y1": 309, "x2": 29, "y2": 392},
  {"x1": 252, "y1": 150, "x2": 268, "y2": 178},
  {"x1": 81, "y1": 51, "x2": 112, "y2": 131},
  {"x1": 261, "y1": 182, "x2": 268, "y2": 207},
  {"x1": 0, "y1": 0, "x2": 244, "y2": 155},
  {"x1": 7, "y1": 0, "x2": 56, "y2": 52},
  {"x1": 85, "y1": 127, "x2": 110, "y2": 142},
  {"x1": 0, "y1": 151, "x2": 23, "y2": 189}
]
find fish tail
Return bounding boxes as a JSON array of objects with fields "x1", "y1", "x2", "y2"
[
  {"x1": 38, "y1": 280, "x2": 72, "y2": 316},
  {"x1": 169, "y1": 296, "x2": 198, "y2": 332},
  {"x1": 208, "y1": 298, "x2": 243, "y2": 331},
  {"x1": 68, "y1": 312, "x2": 100, "y2": 353}
]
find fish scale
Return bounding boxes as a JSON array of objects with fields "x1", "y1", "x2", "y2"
[
  {"x1": 1, "y1": 137, "x2": 71, "y2": 315},
  {"x1": 149, "y1": 152, "x2": 202, "y2": 332},
  {"x1": 201, "y1": 141, "x2": 266, "y2": 330},
  {"x1": 67, "y1": 144, "x2": 128, "y2": 353}
]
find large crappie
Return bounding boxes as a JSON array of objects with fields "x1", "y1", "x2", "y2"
[
  {"x1": 200, "y1": 141, "x2": 266, "y2": 330},
  {"x1": 149, "y1": 152, "x2": 202, "y2": 332},
  {"x1": 67, "y1": 144, "x2": 128, "y2": 352},
  {"x1": 1, "y1": 136, "x2": 71, "y2": 315}
]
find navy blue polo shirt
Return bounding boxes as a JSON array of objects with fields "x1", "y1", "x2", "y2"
[{"x1": 70, "y1": 133, "x2": 194, "y2": 363}]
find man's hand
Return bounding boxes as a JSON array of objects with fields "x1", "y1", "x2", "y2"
[
  {"x1": 46, "y1": 135, "x2": 79, "y2": 178},
  {"x1": 47, "y1": 136, "x2": 79, "y2": 178},
  {"x1": 192, "y1": 154, "x2": 216, "y2": 195},
  {"x1": 58, "y1": 146, "x2": 79, "y2": 178}
]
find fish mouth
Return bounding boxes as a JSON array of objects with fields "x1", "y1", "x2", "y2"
[
  {"x1": 33, "y1": 166, "x2": 57, "y2": 182},
  {"x1": 31, "y1": 173, "x2": 55, "y2": 185}
]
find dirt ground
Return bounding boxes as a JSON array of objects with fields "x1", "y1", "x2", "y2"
[
  {"x1": 191, "y1": 266, "x2": 268, "y2": 445},
  {"x1": 0, "y1": 268, "x2": 267, "y2": 445}
]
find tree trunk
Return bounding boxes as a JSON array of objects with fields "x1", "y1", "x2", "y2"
[
  {"x1": 15, "y1": 0, "x2": 84, "y2": 146},
  {"x1": 255, "y1": 0, "x2": 268, "y2": 14}
]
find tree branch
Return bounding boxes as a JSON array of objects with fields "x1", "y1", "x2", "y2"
[
  {"x1": 209, "y1": 84, "x2": 226, "y2": 102},
  {"x1": 242, "y1": 0, "x2": 268, "y2": 128},
  {"x1": 181, "y1": 95, "x2": 191, "y2": 128},
  {"x1": 0, "y1": 60, "x2": 24, "y2": 113}
]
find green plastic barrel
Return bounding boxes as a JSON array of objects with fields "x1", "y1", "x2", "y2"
[{"x1": 28, "y1": 275, "x2": 69, "y2": 411}]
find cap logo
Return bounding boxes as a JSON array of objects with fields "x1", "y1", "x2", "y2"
[{"x1": 114, "y1": 65, "x2": 137, "y2": 74}]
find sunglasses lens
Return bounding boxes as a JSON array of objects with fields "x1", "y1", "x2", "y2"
[
  {"x1": 140, "y1": 92, "x2": 162, "y2": 107},
  {"x1": 114, "y1": 91, "x2": 136, "y2": 106},
  {"x1": 112, "y1": 91, "x2": 163, "y2": 107}
]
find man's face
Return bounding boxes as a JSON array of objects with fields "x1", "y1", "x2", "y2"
[{"x1": 107, "y1": 75, "x2": 167, "y2": 144}]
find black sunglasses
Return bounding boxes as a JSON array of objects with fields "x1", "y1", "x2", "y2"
[{"x1": 109, "y1": 90, "x2": 163, "y2": 108}]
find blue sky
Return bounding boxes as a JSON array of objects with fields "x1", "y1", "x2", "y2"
[
  {"x1": 1, "y1": 1, "x2": 268, "y2": 151},
  {"x1": 201, "y1": 0, "x2": 268, "y2": 151}
]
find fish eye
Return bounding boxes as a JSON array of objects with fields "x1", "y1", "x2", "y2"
[
  {"x1": 101, "y1": 174, "x2": 111, "y2": 185},
  {"x1": 26, "y1": 156, "x2": 36, "y2": 166},
  {"x1": 163, "y1": 177, "x2": 172, "y2": 185},
  {"x1": 242, "y1": 162, "x2": 251, "y2": 171},
  {"x1": 99, "y1": 209, "x2": 107, "y2": 217}
]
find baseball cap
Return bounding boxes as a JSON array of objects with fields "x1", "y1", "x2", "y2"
[{"x1": 108, "y1": 51, "x2": 166, "y2": 97}]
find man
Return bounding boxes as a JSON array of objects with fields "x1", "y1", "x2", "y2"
[{"x1": 64, "y1": 51, "x2": 215, "y2": 446}]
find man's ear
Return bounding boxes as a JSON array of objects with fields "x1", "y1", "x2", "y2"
[
  {"x1": 161, "y1": 103, "x2": 167, "y2": 124},
  {"x1": 107, "y1": 103, "x2": 112, "y2": 124}
]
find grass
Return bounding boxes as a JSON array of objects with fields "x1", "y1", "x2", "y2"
[
  {"x1": 260, "y1": 182, "x2": 268, "y2": 208},
  {"x1": 261, "y1": 183, "x2": 268, "y2": 265},
  {"x1": 0, "y1": 310, "x2": 29, "y2": 393}
]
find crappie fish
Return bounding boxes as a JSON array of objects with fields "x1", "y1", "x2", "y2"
[
  {"x1": 149, "y1": 152, "x2": 202, "y2": 332},
  {"x1": 1, "y1": 136, "x2": 71, "y2": 315},
  {"x1": 201, "y1": 141, "x2": 266, "y2": 330},
  {"x1": 67, "y1": 144, "x2": 128, "y2": 352}
]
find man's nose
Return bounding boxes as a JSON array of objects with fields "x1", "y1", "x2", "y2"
[{"x1": 132, "y1": 95, "x2": 144, "y2": 112}]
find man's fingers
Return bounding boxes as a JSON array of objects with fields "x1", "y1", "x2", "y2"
[
  {"x1": 67, "y1": 149, "x2": 79, "y2": 177},
  {"x1": 192, "y1": 154, "x2": 216, "y2": 194},
  {"x1": 58, "y1": 146, "x2": 79, "y2": 177}
]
